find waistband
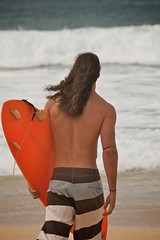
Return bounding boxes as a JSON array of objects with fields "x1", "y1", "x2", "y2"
[{"x1": 51, "y1": 167, "x2": 100, "y2": 183}]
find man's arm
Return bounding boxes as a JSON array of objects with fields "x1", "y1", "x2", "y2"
[{"x1": 100, "y1": 105, "x2": 118, "y2": 215}]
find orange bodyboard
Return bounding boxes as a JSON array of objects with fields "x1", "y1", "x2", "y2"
[{"x1": 1, "y1": 99, "x2": 108, "y2": 239}]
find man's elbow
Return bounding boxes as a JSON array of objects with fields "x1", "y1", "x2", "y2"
[{"x1": 103, "y1": 147, "x2": 118, "y2": 160}]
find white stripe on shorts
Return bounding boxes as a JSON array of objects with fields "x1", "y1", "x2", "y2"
[
  {"x1": 45, "y1": 205, "x2": 75, "y2": 225},
  {"x1": 37, "y1": 231, "x2": 68, "y2": 240},
  {"x1": 75, "y1": 206, "x2": 103, "y2": 231}
]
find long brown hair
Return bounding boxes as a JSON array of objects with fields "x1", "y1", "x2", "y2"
[{"x1": 45, "y1": 52, "x2": 101, "y2": 116}]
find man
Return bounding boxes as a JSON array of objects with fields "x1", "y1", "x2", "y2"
[{"x1": 30, "y1": 52, "x2": 118, "y2": 240}]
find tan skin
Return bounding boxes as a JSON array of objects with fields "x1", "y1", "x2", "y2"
[{"x1": 29, "y1": 83, "x2": 118, "y2": 215}]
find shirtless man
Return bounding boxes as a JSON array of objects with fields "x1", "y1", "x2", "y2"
[{"x1": 30, "y1": 53, "x2": 118, "y2": 240}]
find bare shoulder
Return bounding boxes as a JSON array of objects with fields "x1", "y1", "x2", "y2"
[
  {"x1": 44, "y1": 99, "x2": 56, "y2": 115},
  {"x1": 96, "y1": 93, "x2": 117, "y2": 119},
  {"x1": 44, "y1": 99, "x2": 54, "y2": 110},
  {"x1": 44, "y1": 98, "x2": 62, "y2": 120}
]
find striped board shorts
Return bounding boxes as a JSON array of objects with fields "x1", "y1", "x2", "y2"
[{"x1": 37, "y1": 167, "x2": 104, "y2": 240}]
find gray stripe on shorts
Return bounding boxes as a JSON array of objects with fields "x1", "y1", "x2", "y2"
[{"x1": 48, "y1": 179, "x2": 103, "y2": 201}]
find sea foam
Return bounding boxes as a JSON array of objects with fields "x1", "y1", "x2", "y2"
[{"x1": 0, "y1": 25, "x2": 160, "y2": 69}]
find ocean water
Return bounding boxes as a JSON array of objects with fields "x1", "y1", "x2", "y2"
[
  {"x1": 0, "y1": 0, "x2": 160, "y2": 176},
  {"x1": 0, "y1": 0, "x2": 160, "y2": 30}
]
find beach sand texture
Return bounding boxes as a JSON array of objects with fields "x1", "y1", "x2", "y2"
[{"x1": 0, "y1": 226, "x2": 160, "y2": 240}]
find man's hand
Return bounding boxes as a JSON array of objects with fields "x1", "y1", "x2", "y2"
[
  {"x1": 28, "y1": 186, "x2": 40, "y2": 199},
  {"x1": 103, "y1": 192, "x2": 116, "y2": 215}
]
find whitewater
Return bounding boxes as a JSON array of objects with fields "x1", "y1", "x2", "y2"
[{"x1": 0, "y1": 25, "x2": 160, "y2": 68}]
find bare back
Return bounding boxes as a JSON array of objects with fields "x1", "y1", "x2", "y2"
[{"x1": 45, "y1": 90, "x2": 116, "y2": 169}]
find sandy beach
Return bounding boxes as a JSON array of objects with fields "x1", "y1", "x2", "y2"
[
  {"x1": 0, "y1": 171, "x2": 160, "y2": 239},
  {"x1": 0, "y1": 225, "x2": 160, "y2": 240}
]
